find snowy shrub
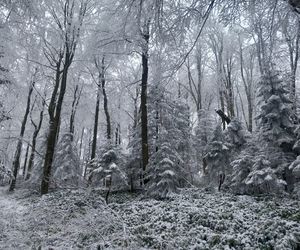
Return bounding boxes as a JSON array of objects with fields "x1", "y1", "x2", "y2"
[
  {"x1": 228, "y1": 138, "x2": 291, "y2": 195},
  {"x1": 0, "y1": 161, "x2": 12, "y2": 185},
  {"x1": 243, "y1": 156, "x2": 287, "y2": 194}
]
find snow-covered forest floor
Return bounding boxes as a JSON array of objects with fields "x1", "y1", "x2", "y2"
[{"x1": 0, "y1": 187, "x2": 299, "y2": 250}]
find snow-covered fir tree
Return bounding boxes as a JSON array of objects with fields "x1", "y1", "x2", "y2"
[
  {"x1": 148, "y1": 84, "x2": 191, "y2": 184},
  {"x1": 146, "y1": 130, "x2": 184, "y2": 199},
  {"x1": 52, "y1": 133, "x2": 81, "y2": 188},
  {"x1": 256, "y1": 68, "x2": 295, "y2": 149},
  {"x1": 202, "y1": 123, "x2": 230, "y2": 190},
  {"x1": 229, "y1": 68, "x2": 296, "y2": 194},
  {"x1": 88, "y1": 142, "x2": 127, "y2": 189}
]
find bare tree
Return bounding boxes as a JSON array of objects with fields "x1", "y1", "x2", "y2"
[{"x1": 41, "y1": 0, "x2": 88, "y2": 194}]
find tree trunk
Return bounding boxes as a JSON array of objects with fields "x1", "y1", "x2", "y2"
[
  {"x1": 22, "y1": 144, "x2": 30, "y2": 178},
  {"x1": 100, "y1": 56, "x2": 111, "y2": 140},
  {"x1": 26, "y1": 100, "x2": 45, "y2": 180},
  {"x1": 219, "y1": 91, "x2": 226, "y2": 130},
  {"x1": 9, "y1": 74, "x2": 35, "y2": 191},
  {"x1": 196, "y1": 53, "x2": 203, "y2": 111},
  {"x1": 91, "y1": 84, "x2": 101, "y2": 162},
  {"x1": 79, "y1": 126, "x2": 85, "y2": 160},
  {"x1": 69, "y1": 84, "x2": 82, "y2": 140},
  {"x1": 141, "y1": 24, "x2": 150, "y2": 173},
  {"x1": 41, "y1": 56, "x2": 71, "y2": 195}
]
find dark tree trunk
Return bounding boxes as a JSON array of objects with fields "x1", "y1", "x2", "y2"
[
  {"x1": 22, "y1": 144, "x2": 30, "y2": 178},
  {"x1": 100, "y1": 56, "x2": 111, "y2": 140},
  {"x1": 196, "y1": 53, "x2": 203, "y2": 111},
  {"x1": 41, "y1": 56, "x2": 71, "y2": 195},
  {"x1": 69, "y1": 84, "x2": 82, "y2": 140},
  {"x1": 26, "y1": 99, "x2": 45, "y2": 180},
  {"x1": 141, "y1": 27, "x2": 150, "y2": 173},
  {"x1": 91, "y1": 84, "x2": 101, "y2": 162},
  {"x1": 9, "y1": 75, "x2": 35, "y2": 191},
  {"x1": 219, "y1": 91, "x2": 226, "y2": 130},
  {"x1": 115, "y1": 123, "x2": 121, "y2": 145}
]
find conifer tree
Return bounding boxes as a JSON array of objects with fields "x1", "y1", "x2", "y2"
[
  {"x1": 203, "y1": 124, "x2": 230, "y2": 190},
  {"x1": 146, "y1": 133, "x2": 183, "y2": 199},
  {"x1": 52, "y1": 133, "x2": 81, "y2": 188},
  {"x1": 88, "y1": 143, "x2": 127, "y2": 189},
  {"x1": 229, "y1": 68, "x2": 296, "y2": 194}
]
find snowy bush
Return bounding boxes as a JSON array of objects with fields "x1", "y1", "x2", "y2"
[{"x1": 0, "y1": 161, "x2": 12, "y2": 185}]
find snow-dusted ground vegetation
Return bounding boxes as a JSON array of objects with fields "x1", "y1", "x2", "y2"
[{"x1": 0, "y1": 187, "x2": 299, "y2": 249}]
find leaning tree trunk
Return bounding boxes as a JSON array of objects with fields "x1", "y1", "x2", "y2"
[{"x1": 9, "y1": 75, "x2": 35, "y2": 191}]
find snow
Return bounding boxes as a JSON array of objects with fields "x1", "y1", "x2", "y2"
[
  {"x1": 264, "y1": 174, "x2": 273, "y2": 181},
  {"x1": 0, "y1": 187, "x2": 299, "y2": 249}
]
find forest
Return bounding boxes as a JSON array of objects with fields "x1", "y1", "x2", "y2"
[{"x1": 0, "y1": 0, "x2": 300, "y2": 249}]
